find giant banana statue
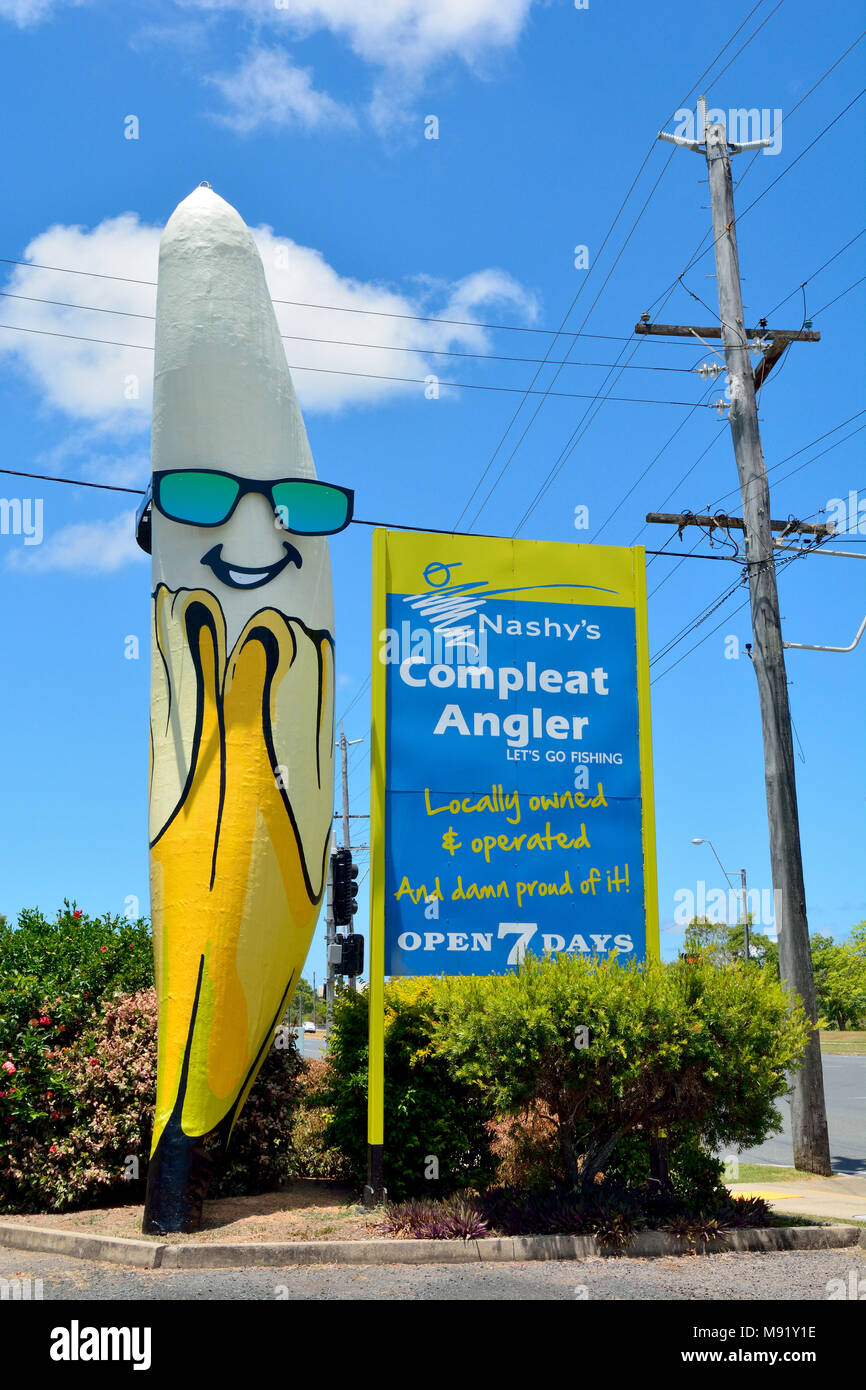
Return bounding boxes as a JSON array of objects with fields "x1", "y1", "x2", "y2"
[{"x1": 137, "y1": 184, "x2": 349, "y2": 1233}]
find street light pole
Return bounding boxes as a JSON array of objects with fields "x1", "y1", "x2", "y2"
[
  {"x1": 740, "y1": 868, "x2": 750, "y2": 962},
  {"x1": 691, "y1": 838, "x2": 751, "y2": 963}
]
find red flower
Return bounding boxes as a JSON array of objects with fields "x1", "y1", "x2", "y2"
[
  {"x1": 51, "y1": 1110, "x2": 59, "y2": 1119},
  {"x1": 1, "y1": 1062, "x2": 15, "y2": 1076},
  {"x1": 46, "y1": 1091, "x2": 53, "y2": 1099},
  {"x1": 73, "y1": 910, "x2": 83, "y2": 920},
  {"x1": 38, "y1": 1016, "x2": 50, "y2": 1027},
  {"x1": 49, "y1": 1145, "x2": 57, "y2": 1154},
  {"x1": 100, "y1": 946, "x2": 107, "y2": 954}
]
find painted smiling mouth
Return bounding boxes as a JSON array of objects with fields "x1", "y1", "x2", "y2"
[{"x1": 201, "y1": 543, "x2": 303, "y2": 590}]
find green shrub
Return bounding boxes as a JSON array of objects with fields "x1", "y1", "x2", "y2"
[
  {"x1": 435, "y1": 952, "x2": 810, "y2": 1192},
  {"x1": 323, "y1": 980, "x2": 497, "y2": 1200},
  {"x1": 288, "y1": 1059, "x2": 351, "y2": 1183}
]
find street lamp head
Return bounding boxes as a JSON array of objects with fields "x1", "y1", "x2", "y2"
[{"x1": 690, "y1": 838, "x2": 704, "y2": 845}]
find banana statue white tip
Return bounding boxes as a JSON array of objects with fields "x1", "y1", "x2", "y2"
[{"x1": 142, "y1": 186, "x2": 338, "y2": 1234}]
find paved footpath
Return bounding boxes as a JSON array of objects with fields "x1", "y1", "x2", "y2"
[
  {"x1": 3, "y1": 1245, "x2": 864, "y2": 1301},
  {"x1": 728, "y1": 1174, "x2": 866, "y2": 1224}
]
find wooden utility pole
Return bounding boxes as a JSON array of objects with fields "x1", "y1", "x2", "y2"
[{"x1": 651, "y1": 97, "x2": 831, "y2": 1174}]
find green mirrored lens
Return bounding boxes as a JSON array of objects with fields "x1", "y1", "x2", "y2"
[
  {"x1": 158, "y1": 471, "x2": 239, "y2": 525},
  {"x1": 271, "y1": 481, "x2": 349, "y2": 534}
]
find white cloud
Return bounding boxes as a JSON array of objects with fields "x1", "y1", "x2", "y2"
[
  {"x1": 209, "y1": 47, "x2": 355, "y2": 133},
  {"x1": 1, "y1": 1, "x2": 537, "y2": 131},
  {"x1": 0, "y1": 210, "x2": 536, "y2": 421},
  {"x1": 201, "y1": 1, "x2": 535, "y2": 130},
  {"x1": 2, "y1": 0, "x2": 535, "y2": 64},
  {"x1": 5, "y1": 510, "x2": 146, "y2": 574},
  {"x1": 0, "y1": 214, "x2": 159, "y2": 426},
  {"x1": 188, "y1": 0, "x2": 534, "y2": 70},
  {"x1": 0, "y1": 0, "x2": 66, "y2": 23}
]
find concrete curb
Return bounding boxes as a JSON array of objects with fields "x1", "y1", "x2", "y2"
[
  {"x1": 0, "y1": 1224, "x2": 166, "y2": 1268},
  {"x1": 0, "y1": 1221, "x2": 862, "y2": 1268}
]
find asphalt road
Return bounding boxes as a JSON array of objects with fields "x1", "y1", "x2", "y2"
[
  {"x1": 296, "y1": 1032, "x2": 327, "y2": 1060},
  {"x1": 1, "y1": 1246, "x2": 864, "y2": 1300},
  {"x1": 736, "y1": 1056, "x2": 866, "y2": 1175}
]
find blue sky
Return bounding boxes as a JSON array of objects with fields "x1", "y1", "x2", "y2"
[{"x1": 0, "y1": 0, "x2": 863, "y2": 982}]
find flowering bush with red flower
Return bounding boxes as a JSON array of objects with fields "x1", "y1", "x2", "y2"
[
  {"x1": 0, "y1": 900, "x2": 153, "y2": 1203},
  {"x1": 0, "y1": 973, "x2": 342, "y2": 1213}
]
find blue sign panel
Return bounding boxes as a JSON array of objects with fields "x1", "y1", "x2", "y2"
[{"x1": 371, "y1": 532, "x2": 657, "y2": 976}]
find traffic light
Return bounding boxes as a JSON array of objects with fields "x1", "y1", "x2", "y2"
[
  {"x1": 330, "y1": 932, "x2": 364, "y2": 977},
  {"x1": 332, "y1": 848, "x2": 359, "y2": 926}
]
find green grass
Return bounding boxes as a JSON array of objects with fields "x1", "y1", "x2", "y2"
[
  {"x1": 733, "y1": 1164, "x2": 822, "y2": 1184},
  {"x1": 797, "y1": 1213, "x2": 866, "y2": 1229},
  {"x1": 820, "y1": 1030, "x2": 866, "y2": 1054},
  {"x1": 766, "y1": 1212, "x2": 825, "y2": 1227}
]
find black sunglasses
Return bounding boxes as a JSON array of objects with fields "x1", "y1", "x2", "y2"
[{"x1": 135, "y1": 469, "x2": 354, "y2": 553}]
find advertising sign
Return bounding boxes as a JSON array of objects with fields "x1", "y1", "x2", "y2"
[{"x1": 370, "y1": 531, "x2": 658, "y2": 975}]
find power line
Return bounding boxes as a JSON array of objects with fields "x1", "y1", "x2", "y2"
[
  {"x1": 0, "y1": 321, "x2": 712, "y2": 407},
  {"x1": 590, "y1": 381, "x2": 717, "y2": 543},
  {"x1": 450, "y1": 0, "x2": 783, "y2": 532},
  {"x1": 0, "y1": 290, "x2": 699, "y2": 374},
  {"x1": 339, "y1": 21, "x2": 861, "y2": 722},
  {"x1": 651, "y1": 592, "x2": 751, "y2": 682},
  {"x1": 0, "y1": 463, "x2": 750, "y2": 556},
  {"x1": 649, "y1": 540, "x2": 823, "y2": 681},
  {"x1": 763, "y1": 228, "x2": 865, "y2": 318},
  {"x1": 472, "y1": 163, "x2": 680, "y2": 535},
  {"x1": 708, "y1": 411, "x2": 866, "y2": 510},
  {"x1": 506, "y1": 7, "x2": 849, "y2": 542},
  {"x1": 0, "y1": 256, "x2": 701, "y2": 344},
  {"x1": 811, "y1": 275, "x2": 866, "y2": 318},
  {"x1": 649, "y1": 33, "x2": 866, "y2": 310},
  {"x1": 340, "y1": 15, "x2": 859, "y2": 723},
  {"x1": 637, "y1": 414, "x2": 866, "y2": 573},
  {"x1": 451, "y1": 149, "x2": 675, "y2": 530},
  {"x1": 737, "y1": 86, "x2": 866, "y2": 222},
  {"x1": 632, "y1": 433, "x2": 728, "y2": 549},
  {"x1": 650, "y1": 575, "x2": 746, "y2": 667}
]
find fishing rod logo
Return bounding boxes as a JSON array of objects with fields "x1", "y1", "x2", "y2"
[
  {"x1": 673, "y1": 107, "x2": 783, "y2": 154},
  {"x1": 378, "y1": 558, "x2": 609, "y2": 669},
  {"x1": 49, "y1": 1320, "x2": 152, "y2": 1370},
  {"x1": 0, "y1": 496, "x2": 43, "y2": 546}
]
